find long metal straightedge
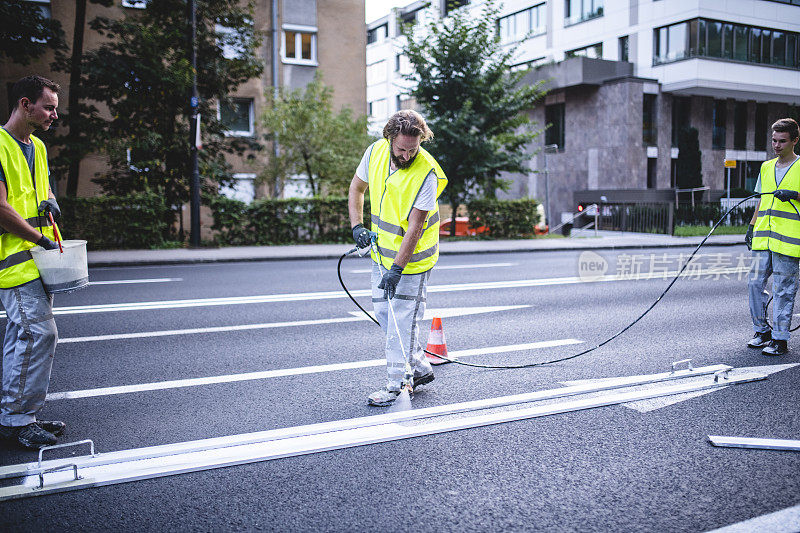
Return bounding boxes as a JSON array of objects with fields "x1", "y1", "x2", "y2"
[
  {"x1": 708, "y1": 436, "x2": 800, "y2": 451},
  {"x1": 0, "y1": 365, "x2": 763, "y2": 501}
]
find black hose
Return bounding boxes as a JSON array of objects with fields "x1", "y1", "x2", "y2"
[{"x1": 339, "y1": 194, "x2": 764, "y2": 369}]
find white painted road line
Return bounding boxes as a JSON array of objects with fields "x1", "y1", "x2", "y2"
[
  {"x1": 10, "y1": 266, "x2": 750, "y2": 318},
  {"x1": 45, "y1": 339, "x2": 583, "y2": 400},
  {"x1": 350, "y1": 262, "x2": 516, "y2": 273},
  {"x1": 705, "y1": 503, "x2": 800, "y2": 533},
  {"x1": 89, "y1": 278, "x2": 183, "y2": 285},
  {"x1": 59, "y1": 305, "x2": 530, "y2": 344}
]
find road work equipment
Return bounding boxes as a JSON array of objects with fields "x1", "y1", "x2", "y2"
[
  {"x1": 426, "y1": 317, "x2": 449, "y2": 365},
  {"x1": 30, "y1": 239, "x2": 88, "y2": 294},
  {"x1": 339, "y1": 193, "x2": 773, "y2": 370}
]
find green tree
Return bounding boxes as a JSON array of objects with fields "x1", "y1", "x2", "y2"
[
  {"x1": 65, "y1": 0, "x2": 262, "y2": 238},
  {"x1": 0, "y1": 1, "x2": 66, "y2": 66},
  {"x1": 402, "y1": 0, "x2": 546, "y2": 232},
  {"x1": 676, "y1": 126, "x2": 703, "y2": 203},
  {"x1": 260, "y1": 77, "x2": 374, "y2": 197}
]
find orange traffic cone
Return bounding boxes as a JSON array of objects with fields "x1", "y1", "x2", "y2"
[{"x1": 426, "y1": 316, "x2": 450, "y2": 365}]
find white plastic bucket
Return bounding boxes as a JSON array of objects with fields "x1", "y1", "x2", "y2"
[{"x1": 30, "y1": 239, "x2": 89, "y2": 294}]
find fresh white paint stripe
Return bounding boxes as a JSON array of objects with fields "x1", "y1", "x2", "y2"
[
  {"x1": 89, "y1": 278, "x2": 183, "y2": 285},
  {"x1": 704, "y1": 504, "x2": 800, "y2": 533},
  {"x1": 45, "y1": 339, "x2": 583, "y2": 401},
  {"x1": 3, "y1": 364, "x2": 731, "y2": 481},
  {"x1": 59, "y1": 306, "x2": 531, "y2": 344},
  {"x1": 350, "y1": 262, "x2": 515, "y2": 273},
  {"x1": 17, "y1": 266, "x2": 749, "y2": 318},
  {"x1": 708, "y1": 435, "x2": 800, "y2": 451},
  {"x1": 0, "y1": 372, "x2": 764, "y2": 501}
]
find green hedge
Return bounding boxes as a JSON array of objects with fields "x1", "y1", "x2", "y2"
[
  {"x1": 465, "y1": 198, "x2": 541, "y2": 239},
  {"x1": 58, "y1": 193, "x2": 171, "y2": 250},
  {"x1": 206, "y1": 196, "x2": 371, "y2": 246}
]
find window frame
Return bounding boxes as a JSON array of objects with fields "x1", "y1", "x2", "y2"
[
  {"x1": 282, "y1": 24, "x2": 318, "y2": 66},
  {"x1": 218, "y1": 98, "x2": 255, "y2": 138}
]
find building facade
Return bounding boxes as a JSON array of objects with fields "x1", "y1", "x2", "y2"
[
  {"x1": 366, "y1": 0, "x2": 800, "y2": 222},
  {"x1": 0, "y1": 0, "x2": 366, "y2": 203}
]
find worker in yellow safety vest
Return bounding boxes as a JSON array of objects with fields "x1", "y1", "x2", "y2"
[
  {"x1": 348, "y1": 110, "x2": 447, "y2": 406},
  {"x1": 745, "y1": 118, "x2": 800, "y2": 356},
  {"x1": 0, "y1": 76, "x2": 65, "y2": 450}
]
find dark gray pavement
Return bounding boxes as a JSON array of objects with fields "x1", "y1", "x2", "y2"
[{"x1": 3, "y1": 244, "x2": 797, "y2": 532}]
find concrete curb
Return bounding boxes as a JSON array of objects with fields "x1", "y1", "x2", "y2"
[{"x1": 87, "y1": 234, "x2": 746, "y2": 267}]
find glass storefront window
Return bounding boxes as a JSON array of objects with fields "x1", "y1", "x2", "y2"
[{"x1": 654, "y1": 18, "x2": 799, "y2": 69}]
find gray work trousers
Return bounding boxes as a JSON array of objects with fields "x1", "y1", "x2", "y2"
[
  {"x1": 0, "y1": 278, "x2": 58, "y2": 427},
  {"x1": 748, "y1": 250, "x2": 800, "y2": 341},
  {"x1": 371, "y1": 262, "x2": 433, "y2": 390}
]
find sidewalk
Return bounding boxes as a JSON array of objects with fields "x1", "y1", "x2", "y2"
[{"x1": 87, "y1": 229, "x2": 746, "y2": 267}]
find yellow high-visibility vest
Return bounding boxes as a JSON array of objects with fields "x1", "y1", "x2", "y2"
[
  {"x1": 752, "y1": 157, "x2": 800, "y2": 257},
  {"x1": 0, "y1": 129, "x2": 55, "y2": 288},
  {"x1": 367, "y1": 139, "x2": 447, "y2": 274}
]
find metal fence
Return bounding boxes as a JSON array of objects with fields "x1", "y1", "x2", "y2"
[{"x1": 576, "y1": 202, "x2": 674, "y2": 234}]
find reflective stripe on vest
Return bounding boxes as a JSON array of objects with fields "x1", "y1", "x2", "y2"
[
  {"x1": 366, "y1": 139, "x2": 448, "y2": 274},
  {"x1": 0, "y1": 130, "x2": 55, "y2": 288},
  {"x1": 752, "y1": 157, "x2": 800, "y2": 257},
  {"x1": 0, "y1": 215, "x2": 53, "y2": 236}
]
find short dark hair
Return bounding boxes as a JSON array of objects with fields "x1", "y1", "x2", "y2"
[
  {"x1": 772, "y1": 118, "x2": 800, "y2": 141},
  {"x1": 9, "y1": 75, "x2": 60, "y2": 111},
  {"x1": 383, "y1": 109, "x2": 433, "y2": 143}
]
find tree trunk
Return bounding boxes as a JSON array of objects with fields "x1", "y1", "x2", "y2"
[{"x1": 66, "y1": 0, "x2": 87, "y2": 197}]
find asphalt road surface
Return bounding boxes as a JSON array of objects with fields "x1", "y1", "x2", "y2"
[{"x1": 1, "y1": 246, "x2": 799, "y2": 532}]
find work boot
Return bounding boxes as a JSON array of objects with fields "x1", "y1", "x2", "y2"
[
  {"x1": 6, "y1": 423, "x2": 58, "y2": 450},
  {"x1": 413, "y1": 370, "x2": 434, "y2": 391},
  {"x1": 36, "y1": 420, "x2": 66, "y2": 437},
  {"x1": 747, "y1": 331, "x2": 772, "y2": 348},
  {"x1": 367, "y1": 387, "x2": 401, "y2": 407},
  {"x1": 762, "y1": 339, "x2": 788, "y2": 356}
]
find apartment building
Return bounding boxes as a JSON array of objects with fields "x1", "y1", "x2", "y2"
[
  {"x1": 0, "y1": 0, "x2": 366, "y2": 202},
  {"x1": 367, "y1": 0, "x2": 800, "y2": 221}
]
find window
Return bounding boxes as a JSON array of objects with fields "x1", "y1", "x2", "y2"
[
  {"x1": 755, "y1": 103, "x2": 768, "y2": 151},
  {"x1": 395, "y1": 54, "x2": 411, "y2": 74},
  {"x1": 712, "y1": 100, "x2": 726, "y2": 150},
  {"x1": 545, "y1": 103, "x2": 565, "y2": 150},
  {"x1": 566, "y1": 43, "x2": 603, "y2": 59},
  {"x1": 565, "y1": 0, "x2": 603, "y2": 26},
  {"x1": 444, "y1": 0, "x2": 469, "y2": 16},
  {"x1": 734, "y1": 101, "x2": 748, "y2": 150},
  {"x1": 643, "y1": 94, "x2": 658, "y2": 146},
  {"x1": 369, "y1": 99, "x2": 387, "y2": 120},
  {"x1": 671, "y1": 96, "x2": 690, "y2": 147},
  {"x1": 647, "y1": 158, "x2": 657, "y2": 189},
  {"x1": 618, "y1": 35, "x2": 629, "y2": 62},
  {"x1": 654, "y1": 18, "x2": 800, "y2": 68},
  {"x1": 220, "y1": 173, "x2": 256, "y2": 203},
  {"x1": 367, "y1": 24, "x2": 387, "y2": 45},
  {"x1": 122, "y1": 0, "x2": 147, "y2": 8},
  {"x1": 219, "y1": 98, "x2": 254, "y2": 137},
  {"x1": 367, "y1": 60, "x2": 387, "y2": 85},
  {"x1": 497, "y1": 3, "x2": 545, "y2": 45},
  {"x1": 283, "y1": 27, "x2": 316, "y2": 64}
]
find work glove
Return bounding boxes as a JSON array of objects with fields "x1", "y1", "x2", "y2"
[
  {"x1": 773, "y1": 189, "x2": 797, "y2": 202},
  {"x1": 38, "y1": 198, "x2": 61, "y2": 221},
  {"x1": 352, "y1": 223, "x2": 371, "y2": 249},
  {"x1": 378, "y1": 264, "x2": 403, "y2": 300},
  {"x1": 745, "y1": 224, "x2": 754, "y2": 251},
  {"x1": 36, "y1": 235, "x2": 58, "y2": 250}
]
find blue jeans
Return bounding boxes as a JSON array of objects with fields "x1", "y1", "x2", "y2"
[
  {"x1": 748, "y1": 250, "x2": 800, "y2": 341},
  {"x1": 0, "y1": 278, "x2": 58, "y2": 427}
]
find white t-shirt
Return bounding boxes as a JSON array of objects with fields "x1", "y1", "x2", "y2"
[{"x1": 356, "y1": 142, "x2": 438, "y2": 212}]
